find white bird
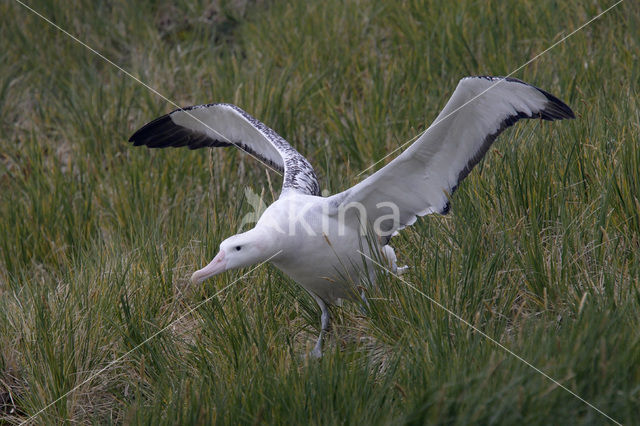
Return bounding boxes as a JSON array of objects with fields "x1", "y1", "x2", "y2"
[{"x1": 129, "y1": 76, "x2": 574, "y2": 357}]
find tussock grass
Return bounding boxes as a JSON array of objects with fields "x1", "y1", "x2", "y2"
[{"x1": 1, "y1": 0, "x2": 638, "y2": 423}]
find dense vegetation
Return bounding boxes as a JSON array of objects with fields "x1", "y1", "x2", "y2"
[{"x1": 1, "y1": 0, "x2": 638, "y2": 423}]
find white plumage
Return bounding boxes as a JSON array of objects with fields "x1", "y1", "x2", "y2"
[{"x1": 130, "y1": 76, "x2": 574, "y2": 357}]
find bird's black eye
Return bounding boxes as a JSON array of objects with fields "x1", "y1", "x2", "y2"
[{"x1": 235, "y1": 246, "x2": 242, "y2": 251}]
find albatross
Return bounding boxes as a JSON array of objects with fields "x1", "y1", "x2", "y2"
[{"x1": 129, "y1": 76, "x2": 574, "y2": 357}]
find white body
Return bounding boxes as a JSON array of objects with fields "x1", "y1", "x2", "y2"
[{"x1": 259, "y1": 193, "x2": 376, "y2": 304}]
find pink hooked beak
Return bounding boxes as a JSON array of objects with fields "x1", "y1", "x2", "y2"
[{"x1": 191, "y1": 250, "x2": 227, "y2": 284}]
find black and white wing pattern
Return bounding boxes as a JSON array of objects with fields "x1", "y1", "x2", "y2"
[
  {"x1": 330, "y1": 76, "x2": 575, "y2": 239},
  {"x1": 129, "y1": 103, "x2": 320, "y2": 196}
]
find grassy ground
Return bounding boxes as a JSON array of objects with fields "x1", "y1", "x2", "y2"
[{"x1": 1, "y1": 0, "x2": 638, "y2": 424}]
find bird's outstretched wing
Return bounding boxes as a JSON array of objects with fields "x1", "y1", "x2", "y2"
[
  {"x1": 129, "y1": 103, "x2": 321, "y2": 196},
  {"x1": 330, "y1": 76, "x2": 574, "y2": 240}
]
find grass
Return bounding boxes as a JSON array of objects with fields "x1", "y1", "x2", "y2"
[{"x1": 0, "y1": 0, "x2": 638, "y2": 423}]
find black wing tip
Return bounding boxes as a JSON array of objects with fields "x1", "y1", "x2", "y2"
[
  {"x1": 536, "y1": 89, "x2": 575, "y2": 120},
  {"x1": 128, "y1": 113, "x2": 174, "y2": 146},
  {"x1": 466, "y1": 76, "x2": 575, "y2": 120},
  {"x1": 503, "y1": 76, "x2": 575, "y2": 120},
  {"x1": 128, "y1": 109, "x2": 232, "y2": 150},
  {"x1": 129, "y1": 104, "x2": 239, "y2": 149}
]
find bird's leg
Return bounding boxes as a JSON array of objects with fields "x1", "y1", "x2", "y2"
[{"x1": 311, "y1": 297, "x2": 330, "y2": 358}]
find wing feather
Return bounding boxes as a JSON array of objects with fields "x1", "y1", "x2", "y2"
[
  {"x1": 330, "y1": 76, "x2": 574, "y2": 240},
  {"x1": 129, "y1": 103, "x2": 320, "y2": 196}
]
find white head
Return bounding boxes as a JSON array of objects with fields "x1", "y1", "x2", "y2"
[{"x1": 191, "y1": 227, "x2": 276, "y2": 284}]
